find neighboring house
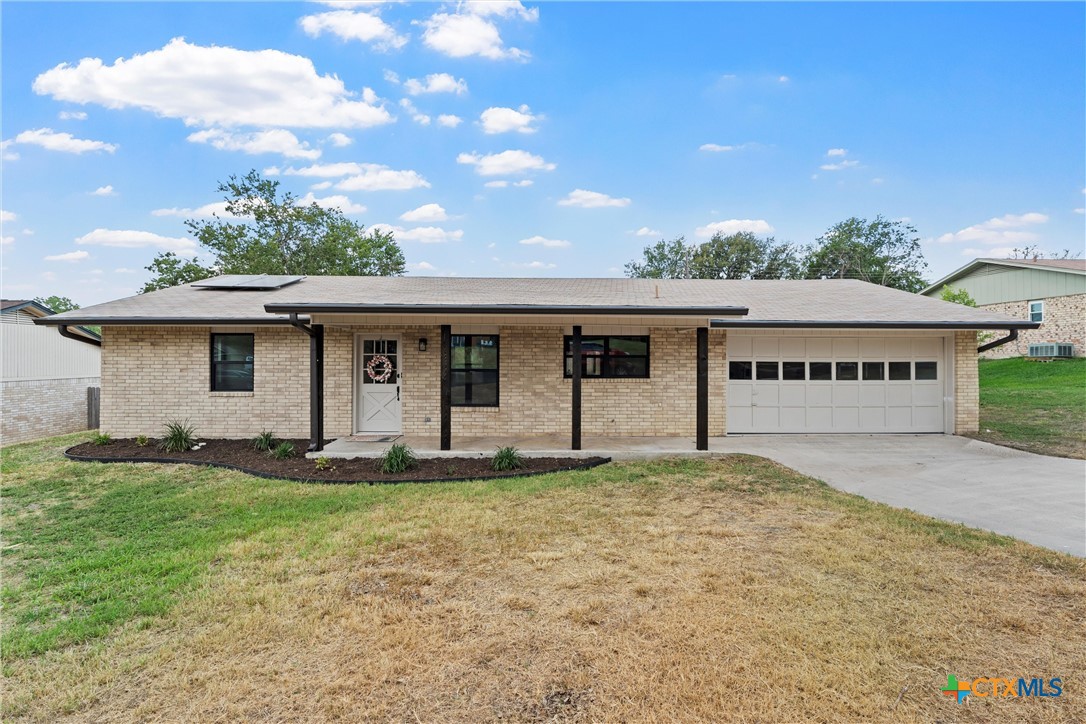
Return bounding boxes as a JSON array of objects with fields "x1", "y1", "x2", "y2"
[
  {"x1": 35, "y1": 275, "x2": 1037, "y2": 452},
  {"x1": 2, "y1": 300, "x2": 102, "y2": 445},
  {"x1": 921, "y1": 258, "x2": 1086, "y2": 358}
]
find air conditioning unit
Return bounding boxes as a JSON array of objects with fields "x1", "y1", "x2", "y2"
[{"x1": 1028, "y1": 343, "x2": 1074, "y2": 358}]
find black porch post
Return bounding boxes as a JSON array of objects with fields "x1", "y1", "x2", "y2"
[
  {"x1": 309, "y1": 324, "x2": 324, "y2": 452},
  {"x1": 440, "y1": 324, "x2": 451, "y2": 451},
  {"x1": 571, "y1": 325, "x2": 582, "y2": 450},
  {"x1": 696, "y1": 327, "x2": 708, "y2": 451}
]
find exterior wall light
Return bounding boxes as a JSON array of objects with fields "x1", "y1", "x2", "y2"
[{"x1": 418, "y1": 338, "x2": 428, "y2": 352}]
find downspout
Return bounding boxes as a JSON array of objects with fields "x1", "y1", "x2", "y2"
[
  {"x1": 289, "y1": 314, "x2": 325, "y2": 452},
  {"x1": 977, "y1": 329, "x2": 1017, "y2": 354},
  {"x1": 58, "y1": 324, "x2": 102, "y2": 347}
]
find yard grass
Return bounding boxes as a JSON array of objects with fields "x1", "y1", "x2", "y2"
[
  {"x1": 972, "y1": 357, "x2": 1086, "y2": 459},
  {"x1": 3, "y1": 433, "x2": 1084, "y2": 722}
]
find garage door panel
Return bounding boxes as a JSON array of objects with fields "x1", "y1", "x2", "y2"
[{"x1": 727, "y1": 335, "x2": 946, "y2": 434}]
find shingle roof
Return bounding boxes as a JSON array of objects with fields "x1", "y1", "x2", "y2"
[{"x1": 34, "y1": 276, "x2": 1036, "y2": 329}]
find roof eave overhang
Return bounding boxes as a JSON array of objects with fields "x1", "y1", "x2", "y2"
[
  {"x1": 921, "y1": 258, "x2": 1086, "y2": 295},
  {"x1": 709, "y1": 319, "x2": 1041, "y2": 330},
  {"x1": 264, "y1": 303, "x2": 750, "y2": 316},
  {"x1": 33, "y1": 316, "x2": 305, "y2": 327}
]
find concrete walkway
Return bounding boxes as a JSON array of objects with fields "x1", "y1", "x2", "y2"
[
  {"x1": 717, "y1": 435, "x2": 1086, "y2": 557},
  {"x1": 318, "y1": 434, "x2": 1085, "y2": 556}
]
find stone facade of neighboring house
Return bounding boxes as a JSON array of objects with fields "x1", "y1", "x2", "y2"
[{"x1": 921, "y1": 259, "x2": 1086, "y2": 359}]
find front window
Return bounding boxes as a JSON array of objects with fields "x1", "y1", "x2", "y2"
[
  {"x1": 1029, "y1": 300, "x2": 1044, "y2": 323},
  {"x1": 451, "y1": 334, "x2": 499, "y2": 407},
  {"x1": 564, "y1": 335, "x2": 650, "y2": 378},
  {"x1": 210, "y1": 333, "x2": 254, "y2": 391}
]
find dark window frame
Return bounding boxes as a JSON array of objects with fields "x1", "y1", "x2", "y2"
[
  {"x1": 563, "y1": 335, "x2": 650, "y2": 379},
  {"x1": 451, "y1": 334, "x2": 500, "y2": 407},
  {"x1": 210, "y1": 333, "x2": 255, "y2": 392}
]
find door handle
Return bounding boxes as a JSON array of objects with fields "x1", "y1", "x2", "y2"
[{"x1": 396, "y1": 386, "x2": 400, "y2": 401}]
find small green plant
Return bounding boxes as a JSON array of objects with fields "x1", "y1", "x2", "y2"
[
  {"x1": 91, "y1": 432, "x2": 112, "y2": 446},
  {"x1": 135, "y1": 435, "x2": 149, "y2": 447},
  {"x1": 377, "y1": 443, "x2": 416, "y2": 474},
  {"x1": 314, "y1": 456, "x2": 333, "y2": 471},
  {"x1": 270, "y1": 441, "x2": 295, "y2": 460},
  {"x1": 252, "y1": 430, "x2": 276, "y2": 451},
  {"x1": 491, "y1": 446, "x2": 525, "y2": 472},
  {"x1": 158, "y1": 420, "x2": 196, "y2": 453}
]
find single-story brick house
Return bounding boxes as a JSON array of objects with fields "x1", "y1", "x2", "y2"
[
  {"x1": 36, "y1": 275, "x2": 1037, "y2": 452},
  {"x1": 921, "y1": 257, "x2": 1086, "y2": 358}
]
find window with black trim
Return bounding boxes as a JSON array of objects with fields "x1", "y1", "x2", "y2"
[
  {"x1": 451, "y1": 334, "x2": 499, "y2": 406},
  {"x1": 211, "y1": 333, "x2": 254, "y2": 391},
  {"x1": 564, "y1": 335, "x2": 649, "y2": 378}
]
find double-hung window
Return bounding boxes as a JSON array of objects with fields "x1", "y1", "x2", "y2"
[
  {"x1": 451, "y1": 335, "x2": 499, "y2": 407},
  {"x1": 1029, "y1": 300, "x2": 1044, "y2": 323},
  {"x1": 564, "y1": 335, "x2": 650, "y2": 378},
  {"x1": 210, "y1": 333, "x2": 254, "y2": 392}
]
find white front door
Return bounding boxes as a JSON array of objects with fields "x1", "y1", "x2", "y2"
[{"x1": 356, "y1": 336, "x2": 402, "y2": 433}]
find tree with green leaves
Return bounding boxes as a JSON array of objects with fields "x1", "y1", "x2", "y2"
[
  {"x1": 939, "y1": 285, "x2": 977, "y2": 307},
  {"x1": 34, "y1": 295, "x2": 79, "y2": 314},
  {"x1": 141, "y1": 170, "x2": 406, "y2": 293},
  {"x1": 803, "y1": 216, "x2": 929, "y2": 292},
  {"x1": 625, "y1": 232, "x2": 801, "y2": 280},
  {"x1": 624, "y1": 236, "x2": 697, "y2": 279}
]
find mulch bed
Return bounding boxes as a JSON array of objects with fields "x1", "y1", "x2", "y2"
[{"x1": 65, "y1": 438, "x2": 609, "y2": 484}]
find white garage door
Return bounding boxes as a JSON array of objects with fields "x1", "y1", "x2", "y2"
[{"x1": 727, "y1": 336, "x2": 946, "y2": 433}]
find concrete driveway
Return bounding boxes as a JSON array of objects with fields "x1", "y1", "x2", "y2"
[{"x1": 717, "y1": 435, "x2": 1085, "y2": 557}]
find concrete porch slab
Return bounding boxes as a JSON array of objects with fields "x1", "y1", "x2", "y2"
[{"x1": 315, "y1": 434, "x2": 715, "y2": 460}]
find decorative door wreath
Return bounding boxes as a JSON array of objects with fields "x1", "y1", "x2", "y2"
[{"x1": 366, "y1": 354, "x2": 394, "y2": 383}]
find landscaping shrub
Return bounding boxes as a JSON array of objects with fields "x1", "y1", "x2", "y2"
[
  {"x1": 91, "y1": 432, "x2": 112, "y2": 446},
  {"x1": 377, "y1": 443, "x2": 416, "y2": 474},
  {"x1": 270, "y1": 442, "x2": 295, "y2": 460},
  {"x1": 491, "y1": 446, "x2": 525, "y2": 472},
  {"x1": 135, "y1": 435, "x2": 149, "y2": 447},
  {"x1": 158, "y1": 420, "x2": 196, "y2": 453},
  {"x1": 314, "y1": 456, "x2": 333, "y2": 471},
  {"x1": 252, "y1": 430, "x2": 276, "y2": 452}
]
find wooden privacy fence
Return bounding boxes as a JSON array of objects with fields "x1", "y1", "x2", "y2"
[{"x1": 87, "y1": 386, "x2": 101, "y2": 429}]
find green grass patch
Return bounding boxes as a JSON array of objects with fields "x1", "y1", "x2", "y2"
[{"x1": 974, "y1": 357, "x2": 1086, "y2": 458}]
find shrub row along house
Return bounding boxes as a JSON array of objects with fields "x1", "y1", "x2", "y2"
[
  {"x1": 922, "y1": 257, "x2": 1086, "y2": 358},
  {"x1": 36, "y1": 275, "x2": 1037, "y2": 452}
]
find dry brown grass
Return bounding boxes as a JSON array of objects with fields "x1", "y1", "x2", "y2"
[{"x1": 5, "y1": 456, "x2": 1084, "y2": 723}]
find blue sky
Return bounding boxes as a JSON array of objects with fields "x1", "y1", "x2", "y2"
[{"x1": 2, "y1": 1, "x2": 1083, "y2": 305}]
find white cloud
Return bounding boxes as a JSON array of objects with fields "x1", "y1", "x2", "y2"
[
  {"x1": 695, "y1": 219, "x2": 774, "y2": 237},
  {"x1": 484, "y1": 180, "x2": 508, "y2": 188},
  {"x1": 151, "y1": 201, "x2": 232, "y2": 218},
  {"x1": 820, "y1": 159, "x2": 859, "y2": 171},
  {"x1": 699, "y1": 142, "x2": 754, "y2": 153},
  {"x1": 480, "y1": 105, "x2": 539, "y2": 134},
  {"x1": 0, "y1": 209, "x2": 15, "y2": 222},
  {"x1": 407, "y1": 261, "x2": 436, "y2": 271},
  {"x1": 311, "y1": 181, "x2": 333, "y2": 190},
  {"x1": 336, "y1": 164, "x2": 430, "y2": 191},
  {"x1": 558, "y1": 189, "x2": 631, "y2": 208},
  {"x1": 400, "y1": 203, "x2": 448, "y2": 222},
  {"x1": 399, "y1": 98, "x2": 431, "y2": 125},
  {"x1": 1, "y1": 141, "x2": 18, "y2": 161},
  {"x1": 91, "y1": 185, "x2": 116, "y2": 196},
  {"x1": 299, "y1": 10, "x2": 407, "y2": 51},
  {"x1": 7, "y1": 128, "x2": 116, "y2": 154},
  {"x1": 778, "y1": 75, "x2": 790, "y2": 83},
  {"x1": 514, "y1": 179, "x2": 533, "y2": 187},
  {"x1": 76, "y1": 228, "x2": 197, "y2": 251},
  {"x1": 518, "y1": 235, "x2": 570, "y2": 248},
  {"x1": 372, "y1": 224, "x2": 463, "y2": 243},
  {"x1": 1, "y1": 236, "x2": 13, "y2": 247},
  {"x1": 404, "y1": 73, "x2": 467, "y2": 96},
  {"x1": 826, "y1": 148, "x2": 847, "y2": 157},
  {"x1": 281, "y1": 162, "x2": 363, "y2": 177},
  {"x1": 297, "y1": 192, "x2": 367, "y2": 214},
  {"x1": 936, "y1": 212, "x2": 1049, "y2": 246},
  {"x1": 419, "y1": 6, "x2": 534, "y2": 61},
  {"x1": 58, "y1": 110, "x2": 87, "y2": 121},
  {"x1": 961, "y1": 247, "x2": 1017, "y2": 258},
  {"x1": 187, "y1": 128, "x2": 321, "y2": 159},
  {"x1": 484, "y1": 178, "x2": 534, "y2": 188},
  {"x1": 327, "y1": 132, "x2": 353, "y2": 147},
  {"x1": 32, "y1": 37, "x2": 393, "y2": 129},
  {"x1": 437, "y1": 114, "x2": 462, "y2": 128},
  {"x1": 510, "y1": 260, "x2": 555, "y2": 269},
  {"x1": 383, "y1": 69, "x2": 400, "y2": 84},
  {"x1": 1074, "y1": 208, "x2": 1085, "y2": 215},
  {"x1": 457, "y1": 149, "x2": 555, "y2": 176},
  {"x1": 870, "y1": 177, "x2": 884, "y2": 185},
  {"x1": 45, "y1": 250, "x2": 90, "y2": 262},
  {"x1": 633, "y1": 226, "x2": 662, "y2": 237},
  {"x1": 114, "y1": 267, "x2": 139, "y2": 273}
]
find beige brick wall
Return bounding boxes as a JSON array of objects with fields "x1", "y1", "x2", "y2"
[
  {"x1": 954, "y1": 330, "x2": 979, "y2": 434},
  {"x1": 101, "y1": 326, "x2": 311, "y2": 439},
  {"x1": 1, "y1": 376, "x2": 99, "y2": 444},
  {"x1": 978, "y1": 293, "x2": 1086, "y2": 358}
]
